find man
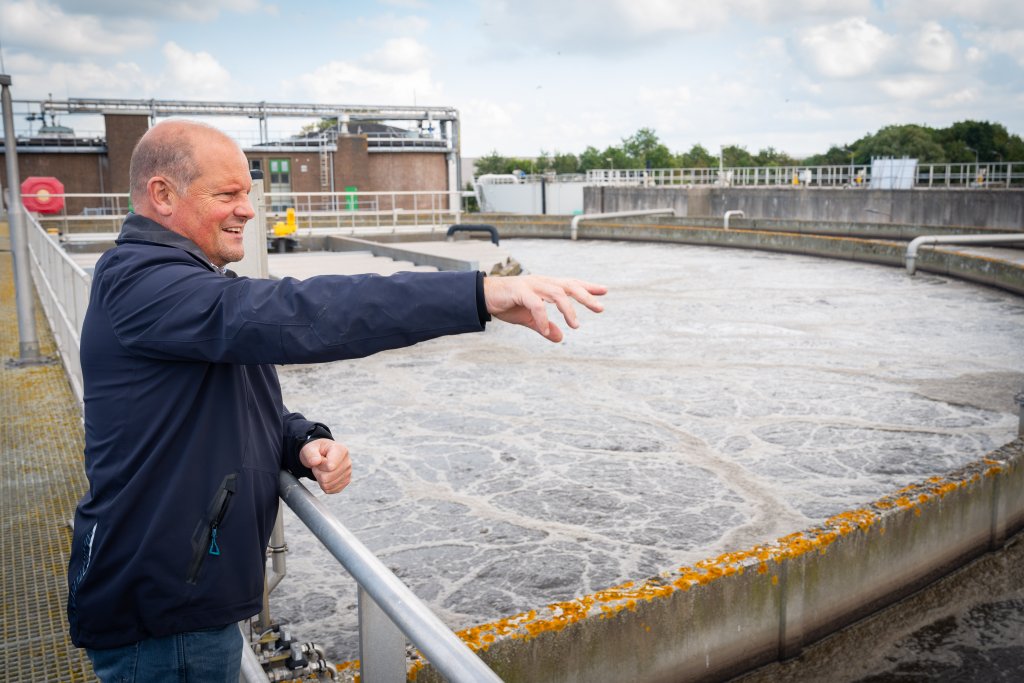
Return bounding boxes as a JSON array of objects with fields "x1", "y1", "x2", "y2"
[{"x1": 67, "y1": 120, "x2": 605, "y2": 682}]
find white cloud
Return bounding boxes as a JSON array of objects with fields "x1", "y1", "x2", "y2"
[
  {"x1": 292, "y1": 60, "x2": 442, "y2": 106},
  {"x1": 477, "y1": 0, "x2": 874, "y2": 55},
  {"x1": 883, "y1": 0, "x2": 1024, "y2": 27},
  {"x1": 160, "y1": 42, "x2": 233, "y2": 98},
  {"x1": 3, "y1": 54, "x2": 149, "y2": 100},
  {"x1": 966, "y1": 28, "x2": 1024, "y2": 67},
  {"x1": 734, "y1": 0, "x2": 873, "y2": 22},
  {"x1": 636, "y1": 85, "x2": 695, "y2": 136},
  {"x1": 0, "y1": 0, "x2": 153, "y2": 56},
  {"x1": 55, "y1": 0, "x2": 277, "y2": 21},
  {"x1": 929, "y1": 88, "x2": 977, "y2": 108},
  {"x1": 353, "y1": 12, "x2": 430, "y2": 35},
  {"x1": 912, "y1": 21, "x2": 958, "y2": 72},
  {"x1": 379, "y1": 0, "x2": 429, "y2": 8},
  {"x1": 877, "y1": 75, "x2": 943, "y2": 100},
  {"x1": 795, "y1": 17, "x2": 895, "y2": 79},
  {"x1": 365, "y1": 38, "x2": 432, "y2": 73}
]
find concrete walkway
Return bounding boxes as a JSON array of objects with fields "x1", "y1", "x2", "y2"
[{"x1": 0, "y1": 222, "x2": 93, "y2": 681}]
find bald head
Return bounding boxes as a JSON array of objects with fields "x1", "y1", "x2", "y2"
[
  {"x1": 129, "y1": 120, "x2": 241, "y2": 213},
  {"x1": 127, "y1": 120, "x2": 255, "y2": 267}
]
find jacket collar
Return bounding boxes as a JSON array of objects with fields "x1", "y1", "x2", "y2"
[{"x1": 116, "y1": 213, "x2": 218, "y2": 272}]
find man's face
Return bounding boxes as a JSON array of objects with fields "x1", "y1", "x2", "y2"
[{"x1": 171, "y1": 136, "x2": 255, "y2": 268}]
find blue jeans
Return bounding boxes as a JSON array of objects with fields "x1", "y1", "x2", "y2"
[{"x1": 86, "y1": 623, "x2": 242, "y2": 683}]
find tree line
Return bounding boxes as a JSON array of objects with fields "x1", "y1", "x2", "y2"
[{"x1": 472, "y1": 120, "x2": 1024, "y2": 176}]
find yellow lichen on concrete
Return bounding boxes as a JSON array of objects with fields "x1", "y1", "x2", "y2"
[{"x1": 400, "y1": 441, "x2": 1023, "y2": 680}]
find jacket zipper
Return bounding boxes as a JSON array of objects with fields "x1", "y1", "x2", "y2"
[{"x1": 186, "y1": 473, "x2": 237, "y2": 585}]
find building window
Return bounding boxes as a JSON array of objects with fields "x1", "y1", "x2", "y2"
[{"x1": 270, "y1": 158, "x2": 290, "y2": 185}]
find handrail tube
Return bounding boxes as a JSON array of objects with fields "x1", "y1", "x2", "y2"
[
  {"x1": 278, "y1": 471, "x2": 503, "y2": 683},
  {"x1": 571, "y1": 209, "x2": 676, "y2": 240},
  {"x1": 239, "y1": 629, "x2": 272, "y2": 683},
  {"x1": 446, "y1": 223, "x2": 500, "y2": 245},
  {"x1": 906, "y1": 233, "x2": 1024, "y2": 274},
  {"x1": 723, "y1": 210, "x2": 745, "y2": 230}
]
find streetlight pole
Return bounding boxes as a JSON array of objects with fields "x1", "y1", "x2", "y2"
[{"x1": 1, "y1": 73, "x2": 41, "y2": 363}]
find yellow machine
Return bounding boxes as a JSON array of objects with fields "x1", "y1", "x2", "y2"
[{"x1": 272, "y1": 207, "x2": 297, "y2": 237}]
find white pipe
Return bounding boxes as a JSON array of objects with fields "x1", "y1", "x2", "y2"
[
  {"x1": 906, "y1": 233, "x2": 1024, "y2": 275},
  {"x1": 571, "y1": 209, "x2": 676, "y2": 241},
  {"x1": 724, "y1": 210, "x2": 745, "y2": 230}
]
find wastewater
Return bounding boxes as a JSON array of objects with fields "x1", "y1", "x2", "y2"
[{"x1": 270, "y1": 238, "x2": 1024, "y2": 664}]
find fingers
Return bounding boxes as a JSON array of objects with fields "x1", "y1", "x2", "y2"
[
  {"x1": 484, "y1": 274, "x2": 606, "y2": 341},
  {"x1": 525, "y1": 276, "x2": 606, "y2": 338},
  {"x1": 570, "y1": 280, "x2": 608, "y2": 313},
  {"x1": 302, "y1": 439, "x2": 352, "y2": 494}
]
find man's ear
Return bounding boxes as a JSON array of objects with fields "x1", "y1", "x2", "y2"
[{"x1": 147, "y1": 177, "x2": 176, "y2": 217}]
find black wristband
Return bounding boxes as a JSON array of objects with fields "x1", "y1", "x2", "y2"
[
  {"x1": 303, "y1": 423, "x2": 333, "y2": 444},
  {"x1": 475, "y1": 271, "x2": 491, "y2": 326}
]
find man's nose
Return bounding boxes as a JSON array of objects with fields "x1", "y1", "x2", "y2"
[{"x1": 237, "y1": 195, "x2": 256, "y2": 220}]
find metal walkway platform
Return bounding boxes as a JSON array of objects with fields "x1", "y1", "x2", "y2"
[{"x1": 0, "y1": 224, "x2": 94, "y2": 681}]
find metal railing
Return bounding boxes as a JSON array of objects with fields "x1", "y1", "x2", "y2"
[
  {"x1": 264, "y1": 190, "x2": 464, "y2": 233},
  {"x1": 27, "y1": 190, "x2": 471, "y2": 240},
  {"x1": 24, "y1": 212, "x2": 89, "y2": 401},
  {"x1": 279, "y1": 472, "x2": 502, "y2": 682},
  {"x1": 29, "y1": 193, "x2": 130, "y2": 235},
  {"x1": 585, "y1": 162, "x2": 1024, "y2": 189}
]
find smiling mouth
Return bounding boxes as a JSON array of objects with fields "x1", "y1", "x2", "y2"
[{"x1": 223, "y1": 226, "x2": 244, "y2": 235}]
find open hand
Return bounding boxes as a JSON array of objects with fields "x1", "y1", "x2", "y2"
[{"x1": 483, "y1": 275, "x2": 607, "y2": 342}]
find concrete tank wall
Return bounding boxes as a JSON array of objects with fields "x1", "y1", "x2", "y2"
[
  {"x1": 413, "y1": 440, "x2": 1023, "y2": 683},
  {"x1": 476, "y1": 216, "x2": 1024, "y2": 297},
  {"x1": 585, "y1": 187, "x2": 1024, "y2": 230}
]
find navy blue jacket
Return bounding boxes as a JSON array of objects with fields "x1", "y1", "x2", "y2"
[{"x1": 68, "y1": 214, "x2": 486, "y2": 649}]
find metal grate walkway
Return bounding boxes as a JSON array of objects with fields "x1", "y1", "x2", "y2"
[{"x1": 0, "y1": 221, "x2": 94, "y2": 681}]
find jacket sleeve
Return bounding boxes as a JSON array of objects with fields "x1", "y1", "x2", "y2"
[
  {"x1": 281, "y1": 410, "x2": 332, "y2": 480},
  {"x1": 97, "y1": 252, "x2": 485, "y2": 365}
]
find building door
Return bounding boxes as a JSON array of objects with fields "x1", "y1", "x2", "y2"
[{"x1": 269, "y1": 158, "x2": 292, "y2": 210}]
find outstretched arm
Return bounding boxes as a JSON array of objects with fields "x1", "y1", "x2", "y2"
[{"x1": 483, "y1": 275, "x2": 607, "y2": 342}]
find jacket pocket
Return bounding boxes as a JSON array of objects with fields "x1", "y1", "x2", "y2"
[
  {"x1": 68, "y1": 522, "x2": 97, "y2": 618},
  {"x1": 186, "y1": 473, "x2": 237, "y2": 585}
]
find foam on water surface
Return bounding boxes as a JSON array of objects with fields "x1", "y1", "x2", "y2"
[{"x1": 271, "y1": 239, "x2": 1024, "y2": 660}]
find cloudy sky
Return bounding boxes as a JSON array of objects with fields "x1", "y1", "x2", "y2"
[{"x1": 1, "y1": 0, "x2": 1022, "y2": 158}]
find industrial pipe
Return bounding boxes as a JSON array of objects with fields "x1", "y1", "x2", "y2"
[
  {"x1": 570, "y1": 208, "x2": 676, "y2": 240},
  {"x1": 723, "y1": 210, "x2": 745, "y2": 230},
  {"x1": 257, "y1": 506, "x2": 288, "y2": 633},
  {"x1": 905, "y1": 233, "x2": 1024, "y2": 275},
  {"x1": 446, "y1": 223, "x2": 500, "y2": 245}
]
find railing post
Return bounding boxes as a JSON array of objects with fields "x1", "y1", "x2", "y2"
[
  {"x1": 2, "y1": 73, "x2": 42, "y2": 363},
  {"x1": 1015, "y1": 391, "x2": 1024, "y2": 438},
  {"x1": 358, "y1": 586, "x2": 408, "y2": 683}
]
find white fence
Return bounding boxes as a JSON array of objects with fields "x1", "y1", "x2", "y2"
[
  {"x1": 25, "y1": 212, "x2": 89, "y2": 402},
  {"x1": 585, "y1": 162, "x2": 1023, "y2": 189},
  {"x1": 29, "y1": 190, "x2": 472, "y2": 239}
]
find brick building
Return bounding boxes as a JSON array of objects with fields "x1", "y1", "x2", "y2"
[{"x1": 1, "y1": 99, "x2": 460, "y2": 216}]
